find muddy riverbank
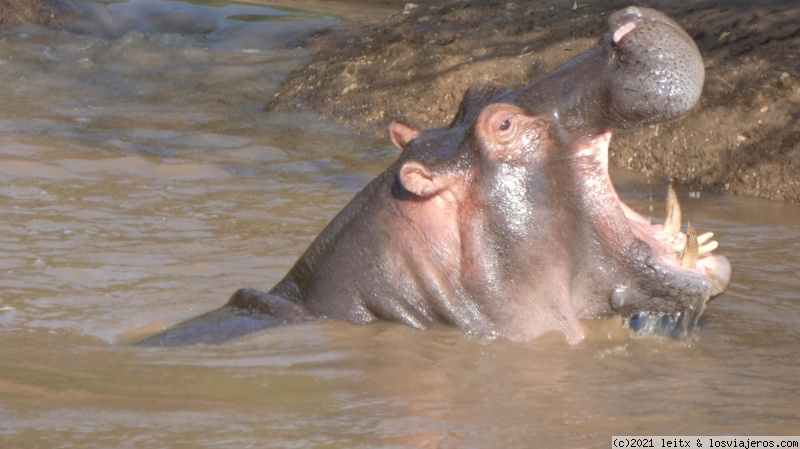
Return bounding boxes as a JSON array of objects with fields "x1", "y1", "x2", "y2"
[{"x1": 268, "y1": 0, "x2": 800, "y2": 204}]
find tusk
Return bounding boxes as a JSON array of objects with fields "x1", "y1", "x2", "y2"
[
  {"x1": 663, "y1": 185, "x2": 681, "y2": 239},
  {"x1": 681, "y1": 222, "x2": 699, "y2": 269}
]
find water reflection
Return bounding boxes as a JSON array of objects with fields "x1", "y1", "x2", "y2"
[
  {"x1": 71, "y1": 0, "x2": 333, "y2": 43},
  {"x1": 0, "y1": 1, "x2": 799, "y2": 448}
]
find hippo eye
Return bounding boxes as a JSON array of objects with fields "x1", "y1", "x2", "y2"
[{"x1": 480, "y1": 106, "x2": 524, "y2": 148}]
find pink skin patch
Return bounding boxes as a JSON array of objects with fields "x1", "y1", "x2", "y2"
[{"x1": 613, "y1": 21, "x2": 637, "y2": 44}]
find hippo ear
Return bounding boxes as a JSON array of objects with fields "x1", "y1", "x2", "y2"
[
  {"x1": 389, "y1": 120, "x2": 420, "y2": 151},
  {"x1": 398, "y1": 160, "x2": 442, "y2": 197}
]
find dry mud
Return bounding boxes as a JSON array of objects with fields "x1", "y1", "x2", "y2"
[{"x1": 0, "y1": 0, "x2": 75, "y2": 29}]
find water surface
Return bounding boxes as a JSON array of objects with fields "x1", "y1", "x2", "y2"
[{"x1": 1, "y1": 2, "x2": 798, "y2": 448}]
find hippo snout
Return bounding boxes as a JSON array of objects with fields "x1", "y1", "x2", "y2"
[
  {"x1": 513, "y1": 7, "x2": 704, "y2": 137},
  {"x1": 605, "y1": 6, "x2": 705, "y2": 129}
]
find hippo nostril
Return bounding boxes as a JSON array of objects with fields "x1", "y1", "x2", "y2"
[{"x1": 613, "y1": 21, "x2": 636, "y2": 44}]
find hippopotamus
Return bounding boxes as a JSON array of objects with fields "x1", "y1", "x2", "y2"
[{"x1": 139, "y1": 7, "x2": 730, "y2": 346}]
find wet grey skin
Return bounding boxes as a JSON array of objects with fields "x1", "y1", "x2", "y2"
[{"x1": 138, "y1": 7, "x2": 730, "y2": 347}]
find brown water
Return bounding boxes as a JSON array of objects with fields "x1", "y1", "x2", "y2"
[{"x1": 1, "y1": 2, "x2": 799, "y2": 448}]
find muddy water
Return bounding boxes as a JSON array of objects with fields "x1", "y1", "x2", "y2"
[{"x1": 1, "y1": 2, "x2": 799, "y2": 448}]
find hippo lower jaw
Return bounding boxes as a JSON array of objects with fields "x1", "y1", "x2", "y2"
[
  {"x1": 621, "y1": 196, "x2": 731, "y2": 337},
  {"x1": 578, "y1": 132, "x2": 731, "y2": 337},
  {"x1": 621, "y1": 188, "x2": 731, "y2": 296}
]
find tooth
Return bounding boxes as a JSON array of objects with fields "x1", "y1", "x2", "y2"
[
  {"x1": 663, "y1": 185, "x2": 681, "y2": 239},
  {"x1": 681, "y1": 222, "x2": 699, "y2": 269},
  {"x1": 697, "y1": 232, "x2": 714, "y2": 245},
  {"x1": 699, "y1": 240, "x2": 719, "y2": 255},
  {"x1": 673, "y1": 232, "x2": 717, "y2": 252}
]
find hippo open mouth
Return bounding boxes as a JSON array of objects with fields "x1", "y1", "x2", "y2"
[
  {"x1": 579, "y1": 132, "x2": 731, "y2": 338},
  {"x1": 139, "y1": 7, "x2": 731, "y2": 347}
]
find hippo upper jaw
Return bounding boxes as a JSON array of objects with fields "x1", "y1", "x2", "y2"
[{"x1": 570, "y1": 132, "x2": 731, "y2": 333}]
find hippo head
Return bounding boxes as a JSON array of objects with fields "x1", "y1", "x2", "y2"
[{"x1": 388, "y1": 7, "x2": 730, "y2": 342}]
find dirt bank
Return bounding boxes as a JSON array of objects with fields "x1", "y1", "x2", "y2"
[
  {"x1": 269, "y1": 0, "x2": 800, "y2": 204},
  {"x1": 0, "y1": 0, "x2": 75, "y2": 29}
]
